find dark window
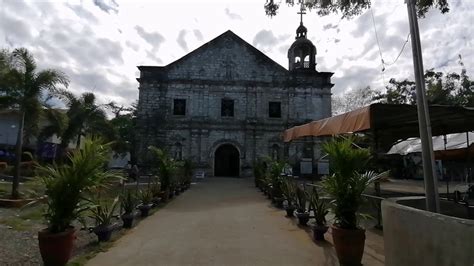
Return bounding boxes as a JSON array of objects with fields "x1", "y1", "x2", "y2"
[
  {"x1": 221, "y1": 99, "x2": 234, "y2": 117},
  {"x1": 173, "y1": 99, "x2": 186, "y2": 115},
  {"x1": 269, "y1": 102, "x2": 281, "y2": 118}
]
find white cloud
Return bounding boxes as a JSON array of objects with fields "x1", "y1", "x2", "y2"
[
  {"x1": 0, "y1": 0, "x2": 471, "y2": 108},
  {"x1": 177, "y1": 29, "x2": 188, "y2": 52},
  {"x1": 225, "y1": 8, "x2": 242, "y2": 20}
]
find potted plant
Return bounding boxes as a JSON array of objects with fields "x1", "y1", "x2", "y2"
[
  {"x1": 281, "y1": 178, "x2": 297, "y2": 217},
  {"x1": 149, "y1": 180, "x2": 161, "y2": 206},
  {"x1": 308, "y1": 187, "x2": 329, "y2": 241},
  {"x1": 90, "y1": 197, "x2": 119, "y2": 242},
  {"x1": 322, "y1": 137, "x2": 379, "y2": 265},
  {"x1": 121, "y1": 190, "x2": 136, "y2": 228},
  {"x1": 295, "y1": 185, "x2": 310, "y2": 226},
  {"x1": 174, "y1": 176, "x2": 181, "y2": 196},
  {"x1": 269, "y1": 161, "x2": 286, "y2": 208},
  {"x1": 182, "y1": 159, "x2": 193, "y2": 190},
  {"x1": 138, "y1": 189, "x2": 153, "y2": 217},
  {"x1": 148, "y1": 147, "x2": 176, "y2": 203},
  {"x1": 33, "y1": 138, "x2": 120, "y2": 265},
  {"x1": 253, "y1": 158, "x2": 267, "y2": 189}
]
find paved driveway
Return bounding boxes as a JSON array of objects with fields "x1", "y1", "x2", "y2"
[{"x1": 87, "y1": 178, "x2": 384, "y2": 266}]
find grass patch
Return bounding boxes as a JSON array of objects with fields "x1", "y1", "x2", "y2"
[
  {"x1": 0, "y1": 216, "x2": 31, "y2": 231},
  {"x1": 0, "y1": 205, "x2": 45, "y2": 231},
  {"x1": 0, "y1": 181, "x2": 45, "y2": 199}
]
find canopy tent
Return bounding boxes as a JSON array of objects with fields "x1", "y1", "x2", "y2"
[
  {"x1": 283, "y1": 104, "x2": 474, "y2": 152},
  {"x1": 388, "y1": 132, "x2": 474, "y2": 155}
]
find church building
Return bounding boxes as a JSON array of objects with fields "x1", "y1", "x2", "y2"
[{"x1": 135, "y1": 21, "x2": 333, "y2": 177}]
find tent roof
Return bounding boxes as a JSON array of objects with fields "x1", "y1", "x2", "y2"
[
  {"x1": 388, "y1": 132, "x2": 474, "y2": 155},
  {"x1": 283, "y1": 103, "x2": 474, "y2": 151}
]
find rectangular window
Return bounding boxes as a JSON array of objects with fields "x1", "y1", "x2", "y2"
[
  {"x1": 173, "y1": 99, "x2": 186, "y2": 115},
  {"x1": 269, "y1": 102, "x2": 281, "y2": 118},
  {"x1": 221, "y1": 99, "x2": 234, "y2": 117}
]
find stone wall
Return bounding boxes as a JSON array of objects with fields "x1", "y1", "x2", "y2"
[
  {"x1": 136, "y1": 31, "x2": 333, "y2": 176},
  {"x1": 382, "y1": 197, "x2": 474, "y2": 266}
]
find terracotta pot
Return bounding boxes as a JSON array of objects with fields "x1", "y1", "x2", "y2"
[
  {"x1": 331, "y1": 225, "x2": 366, "y2": 266},
  {"x1": 313, "y1": 225, "x2": 328, "y2": 241},
  {"x1": 38, "y1": 227, "x2": 75, "y2": 266}
]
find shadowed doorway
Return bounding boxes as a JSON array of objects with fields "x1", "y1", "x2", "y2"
[{"x1": 214, "y1": 144, "x2": 240, "y2": 177}]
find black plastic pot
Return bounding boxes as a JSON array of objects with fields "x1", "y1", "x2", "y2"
[
  {"x1": 285, "y1": 205, "x2": 296, "y2": 217},
  {"x1": 138, "y1": 204, "x2": 152, "y2": 217},
  {"x1": 152, "y1": 197, "x2": 161, "y2": 207},
  {"x1": 273, "y1": 197, "x2": 284, "y2": 208},
  {"x1": 122, "y1": 213, "x2": 134, "y2": 229},
  {"x1": 313, "y1": 225, "x2": 329, "y2": 241},
  {"x1": 93, "y1": 224, "x2": 115, "y2": 242},
  {"x1": 295, "y1": 211, "x2": 310, "y2": 226}
]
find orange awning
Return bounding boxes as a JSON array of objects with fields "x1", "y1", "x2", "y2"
[
  {"x1": 283, "y1": 105, "x2": 371, "y2": 142},
  {"x1": 283, "y1": 104, "x2": 474, "y2": 151}
]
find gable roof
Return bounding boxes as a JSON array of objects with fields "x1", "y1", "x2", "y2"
[{"x1": 140, "y1": 30, "x2": 288, "y2": 73}]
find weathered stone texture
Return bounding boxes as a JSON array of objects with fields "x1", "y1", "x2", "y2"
[{"x1": 136, "y1": 30, "x2": 333, "y2": 176}]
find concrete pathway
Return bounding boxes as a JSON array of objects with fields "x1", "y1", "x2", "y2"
[{"x1": 88, "y1": 178, "x2": 384, "y2": 266}]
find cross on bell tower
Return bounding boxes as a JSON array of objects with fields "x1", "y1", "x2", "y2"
[
  {"x1": 288, "y1": 0, "x2": 317, "y2": 71},
  {"x1": 297, "y1": 2, "x2": 306, "y2": 26},
  {"x1": 295, "y1": 3, "x2": 307, "y2": 39}
]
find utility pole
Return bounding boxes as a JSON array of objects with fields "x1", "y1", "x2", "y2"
[{"x1": 406, "y1": 0, "x2": 440, "y2": 212}]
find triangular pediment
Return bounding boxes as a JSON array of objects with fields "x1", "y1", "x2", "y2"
[{"x1": 163, "y1": 30, "x2": 289, "y2": 82}]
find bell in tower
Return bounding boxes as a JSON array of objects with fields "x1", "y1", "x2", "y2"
[{"x1": 288, "y1": 6, "x2": 317, "y2": 72}]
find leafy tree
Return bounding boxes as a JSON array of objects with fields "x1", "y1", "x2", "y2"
[
  {"x1": 264, "y1": 0, "x2": 449, "y2": 19},
  {"x1": 374, "y1": 63, "x2": 473, "y2": 107},
  {"x1": 374, "y1": 78, "x2": 417, "y2": 105},
  {"x1": 37, "y1": 108, "x2": 69, "y2": 143},
  {"x1": 57, "y1": 91, "x2": 112, "y2": 149},
  {"x1": 332, "y1": 86, "x2": 378, "y2": 115},
  {"x1": 107, "y1": 101, "x2": 137, "y2": 161},
  {"x1": 0, "y1": 48, "x2": 69, "y2": 199}
]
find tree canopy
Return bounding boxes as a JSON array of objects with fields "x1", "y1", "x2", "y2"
[
  {"x1": 374, "y1": 61, "x2": 473, "y2": 107},
  {"x1": 332, "y1": 86, "x2": 378, "y2": 115},
  {"x1": 57, "y1": 91, "x2": 112, "y2": 148},
  {"x1": 264, "y1": 0, "x2": 449, "y2": 19},
  {"x1": 0, "y1": 48, "x2": 69, "y2": 198}
]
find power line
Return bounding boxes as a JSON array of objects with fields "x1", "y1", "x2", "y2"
[
  {"x1": 370, "y1": 8, "x2": 385, "y2": 72},
  {"x1": 385, "y1": 32, "x2": 410, "y2": 66},
  {"x1": 370, "y1": 7, "x2": 411, "y2": 73}
]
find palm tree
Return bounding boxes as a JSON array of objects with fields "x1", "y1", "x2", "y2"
[
  {"x1": 38, "y1": 108, "x2": 69, "y2": 143},
  {"x1": 58, "y1": 91, "x2": 112, "y2": 149},
  {"x1": 0, "y1": 48, "x2": 69, "y2": 199}
]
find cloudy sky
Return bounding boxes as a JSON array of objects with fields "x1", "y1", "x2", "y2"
[{"x1": 0, "y1": 0, "x2": 472, "y2": 109}]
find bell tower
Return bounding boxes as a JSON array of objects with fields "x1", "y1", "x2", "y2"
[{"x1": 288, "y1": 6, "x2": 317, "y2": 71}]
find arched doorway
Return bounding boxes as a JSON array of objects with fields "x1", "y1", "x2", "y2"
[{"x1": 214, "y1": 144, "x2": 240, "y2": 177}]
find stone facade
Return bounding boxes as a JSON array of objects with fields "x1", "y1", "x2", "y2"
[{"x1": 136, "y1": 29, "x2": 333, "y2": 176}]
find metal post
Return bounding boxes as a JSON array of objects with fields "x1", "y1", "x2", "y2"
[
  {"x1": 444, "y1": 135, "x2": 449, "y2": 196},
  {"x1": 406, "y1": 0, "x2": 440, "y2": 212}
]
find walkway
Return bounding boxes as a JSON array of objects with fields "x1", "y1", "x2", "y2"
[{"x1": 87, "y1": 178, "x2": 384, "y2": 266}]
